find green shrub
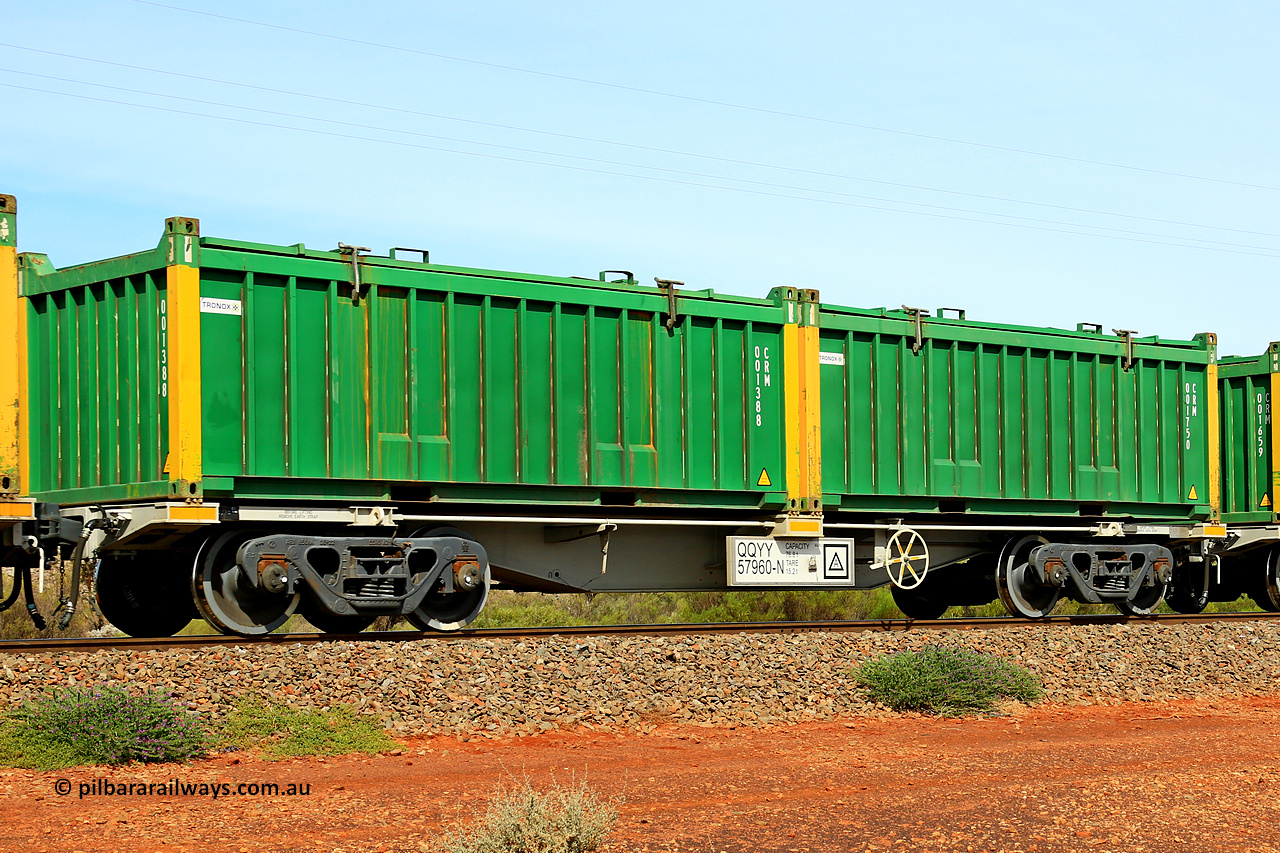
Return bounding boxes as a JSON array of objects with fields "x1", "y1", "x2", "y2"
[
  {"x1": 0, "y1": 686, "x2": 208, "y2": 770},
  {"x1": 437, "y1": 777, "x2": 618, "y2": 853},
  {"x1": 855, "y1": 645, "x2": 1043, "y2": 716},
  {"x1": 224, "y1": 698, "x2": 395, "y2": 757}
]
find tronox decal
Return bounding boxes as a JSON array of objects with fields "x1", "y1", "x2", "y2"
[{"x1": 200, "y1": 297, "x2": 242, "y2": 316}]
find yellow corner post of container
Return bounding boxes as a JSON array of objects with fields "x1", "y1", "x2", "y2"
[
  {"x1": 164, "y1": 216, "x2": 203, "y2": 500},
  {"x1": 1205, "y1": 334, "x2": 1221, "y2": 521},
  {"x1": 782, "y1": 290, "x2": 823, "y2": 511},
  {"x1": 0, "y1": 193, "x2": 23, "y2": 496},
  {"x1": 783, "y1": 323, "x2": 803, "y2": 505},
  {"x1": 798, "y1": 315, "x2": 822, "y2": 506}
]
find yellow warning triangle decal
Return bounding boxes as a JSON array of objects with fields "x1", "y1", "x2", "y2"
[
  {"x1": 1187, "y1": 485, "x2": 1198, "y2": 501},
  {"x1": 1263, "y1": 493, "x2": 1273, "y2": 508},
  {"x1": 757, "y1": 468, "x2": 772, "y2": 487}
]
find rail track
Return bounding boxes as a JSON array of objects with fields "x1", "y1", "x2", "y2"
[{"x1": 2, "y1": 610, "x2": 1278, "y2": 655}]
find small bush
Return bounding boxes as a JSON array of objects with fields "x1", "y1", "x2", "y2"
[
  {"x1": 436, "y1": 777, "x2": 619, "y2": 853},
  {"x1": 856, "y1": 645, "x2": 1043, "y2": 716},
  {"x1": 0, "y1": 686, "x2": 208, "y2": 769},
  {"x1": 224, "y1": 698, "x2": 395, "y2": 757}
]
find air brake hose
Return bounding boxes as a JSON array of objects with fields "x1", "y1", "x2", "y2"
[
  {"x1": 56, "y1": 538, "x2": 87, "y2": 631},
  {"x1": 0, "y1": 560, "x2": 23, "y2": 613},
  {"x1": 21, "y1": 565, "x2": 45, "y2": 630}
]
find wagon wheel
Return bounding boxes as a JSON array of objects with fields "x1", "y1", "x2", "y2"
[
  {"x1": 1249, "y1": 547, "x2": 1280, "y2": 612},
  {"x1": 1116, "y1": 552, "x2": 1169, "y2": 616},
  {"x1": 885, "y1": 527, "x2": 929, "y2": 590},
  {"x1": 1164, "y1": 556, "x2": 1210, "y2": 614},
  {"x1": 996, "y1": 534, "x2": 1060, "y2": 619},
  {"x1": 192, "y1": 530, "x2": 300, "y2": 636},
  {"x1": 1116, "y1": 579, "x2": 1168, "y2": 616},
  {"x1": 404, "y1": 527, "x2": 490, "y2": 632},
  {"x1": 891, "y1": 583, "x2": 948, "y2": 620},
  {"x1": 95, "y1": 552, "x2": 197, "y2": 638}
]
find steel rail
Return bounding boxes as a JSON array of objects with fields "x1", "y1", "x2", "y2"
[{"x1": 2, "y1": 610, "x2": 1278, "y2": 655}]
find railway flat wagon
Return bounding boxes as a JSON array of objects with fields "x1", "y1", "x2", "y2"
[{"x1": 0, "y1": 196, "x2": 1228, "y2": 636}]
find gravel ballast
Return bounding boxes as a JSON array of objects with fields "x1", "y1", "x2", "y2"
[{"x1": 2, "y1": 622, "x2": 1278, "y2": 735}]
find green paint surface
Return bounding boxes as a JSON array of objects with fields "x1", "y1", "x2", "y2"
[{"x1": 817, "y1": 305, "x2": 1214, "y2": 520}]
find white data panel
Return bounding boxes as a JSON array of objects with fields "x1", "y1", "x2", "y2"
[{"x1": 727, "y1": 537, "x2": 856, "y2": 587}]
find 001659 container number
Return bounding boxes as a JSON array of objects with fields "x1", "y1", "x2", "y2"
[{"x1": 753, "y1": 345, "x2": 770, "y2": 427}]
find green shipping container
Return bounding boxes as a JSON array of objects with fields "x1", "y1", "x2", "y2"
[
  {"x1": 1218, "y1": 344, "x2": 1279, "y2": 524},
  {"x1": 18, "y1": 219, "x2": 797, "y2": 510},
  {"x1": 817, "y1": 304, "x2": 1217, "y2": 521}
]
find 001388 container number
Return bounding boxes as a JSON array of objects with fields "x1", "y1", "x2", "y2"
[{"x1": 753, "y1": 345, "x2": 770, "y2": 427}]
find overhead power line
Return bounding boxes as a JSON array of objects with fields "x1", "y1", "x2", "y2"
[
  {"x1": 132, "y1": 0, "x2": 1280, "y2": 193},
  {"x1": 4, "y1": 80, "x2": 1278, "y2": 261},
  {"x1": 4, "y1": 67, "x2": 1276, "y2": 254},
  {"x1": 2, "y1": 42, "x2": 1276, "y2": 241}
]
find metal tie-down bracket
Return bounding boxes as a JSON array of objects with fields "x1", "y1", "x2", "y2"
[{"x1": 544, "y1": 521, "x2": 619, "y2": 574}]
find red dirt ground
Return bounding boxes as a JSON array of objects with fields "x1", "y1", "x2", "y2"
[{"x1": 2, "y1": 696, "x2": 1279, "y2": 853}]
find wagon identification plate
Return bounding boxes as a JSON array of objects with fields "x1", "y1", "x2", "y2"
[{"x1": 727, "y1": 537, "x2": 857, "y2": 587}]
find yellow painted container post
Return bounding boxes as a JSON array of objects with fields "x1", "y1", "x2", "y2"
[
  {"x1": 164, "y1": 216, "x2": 204, "y2": 501},
  {"x1": 1205, "y1": 334, "x2": 1221, "y2": 522},
  {"x1": 0, "y1": 193, "x2": 23, "y2": 496},
  {"x1": 782, "y1": 289, "x2": 823, "y2": 513},
  {"x1": 798, "y1": 290, "x2": 822, "y2": 509}
]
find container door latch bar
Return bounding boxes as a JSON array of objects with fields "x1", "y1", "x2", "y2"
[
  {"x1": 902, "y1": 306, "x2": 928, "y2": 354},
  {"x1": 338, "y1": 242, "x2": 372, "y2": 304},
  {"x1": 1113, "y1": 329, "x2": 1137, "y2": 370},
  {"x1": 655, "y1": 278, "x2": 683, "y2": 332}
]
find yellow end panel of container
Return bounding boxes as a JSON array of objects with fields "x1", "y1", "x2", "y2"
[{"x1": 166, "y1": 263, "x2": 203, "y2": 492}]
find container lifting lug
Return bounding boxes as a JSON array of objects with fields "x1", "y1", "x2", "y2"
[
  {"x1": 902, "y1": 306, "x2": 928, "y2": 354},
  {"x1": 655, "y1": 278, "x2": 683, "y2": 332},
  {"x1": 1113, "y1": 329, "x2": 1137, "y2": 370},
  {"x1": 338, "y1": 242, "x2": 372, "y2": 304}
]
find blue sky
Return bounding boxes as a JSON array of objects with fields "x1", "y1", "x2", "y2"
[{"x1": 4, "y1": 0, "x2": 1278, "y2": 355}]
